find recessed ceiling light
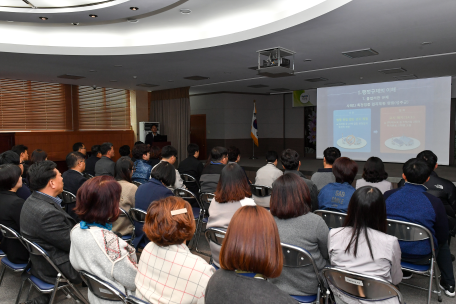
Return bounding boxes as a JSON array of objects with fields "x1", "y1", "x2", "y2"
[
  {"x1": 89, "y1": 14, "x2": 98, "y2": 18},
  {"x1": 304, "y1": 59, "x2": 312, "y2": 62},
  {"x1": 130, "y1": 7, "x2": 139, "y2": 11},
  {"x1": 180, "y1": 9, "x2": 192, "y2": 14},
  {"x1": 72, "y1": 23, "x2": 79, "y2": 26},
  {"x1": 39, "y1": 17, "x2": 48, "y2": 21},
  {"x1": 421, "y1": 42, "x2": 432, "y2": 45}
]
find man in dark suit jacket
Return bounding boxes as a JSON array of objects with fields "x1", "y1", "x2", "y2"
[
  {"x1": 0, "y1": 150, "x2": 32, "y2": 200},
  {"x1": 178, "y1": 143, "x2": 204, "y2": 195},
  {"x1": 145, "y1": 124, "x2": 166, "y2": 145},
  {"x1": 20, "y1": 161, "x2": 80, "y2": 303},
  {"x1": 62, "y1": 152, "x2": 87, "y2": 221},
  {"x1": 95, "y1": 142, "x2": 116, "y2": 177},
  {"x1": 84, "y1": 145, "x2": 101, "y2": 176}
]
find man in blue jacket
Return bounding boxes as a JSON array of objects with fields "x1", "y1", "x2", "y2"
[{"x1": 384, "y1": 158, "x2": 455, "y2": 297}]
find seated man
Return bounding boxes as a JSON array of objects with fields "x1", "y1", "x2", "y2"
[
  {"x1": 253, "y1": 151, "x2": 283, "y2": 207},
  {"x1": 281, "y1": 149, "x2": 318, "y2": 210},
  {"x1": 311, "y1": 147, "x2": 340, "y2": 191},
  {"x1": 62, "y1": 152, "x2": 87, "y2": 221},
  {"x1": 227, "y1": 146, "x2": 250, "y2": 184},
  {"x1": 119, "y1": 145, "x2": 131, "y2": 159},
  {"x1": 21, "y1": 161, "x2": 81, "y2": 304},
  {"x1": 200, "y1": 146, "x2": 228, "y2": 193},
  {"x1": 95, "y1": 142, "x2": 115, "y2": 177},
  {"x1": 84, "y1": 145, "x2": 101, "y2": 176},
  {"x1": 72, "y1": 142, "x2": 87, "y2": 156},
  {"x1": 152, "y1": 145, "x2": 184, "y2": 189},
  {"x1": 384, "y1": 158, "x2": 455, "y2": 297},
  {"x1": 12, "y1": 144, "x2": 29, "y2": 178},
  {"x1": 0, "y1": 150, "x2": 31, "y2": 200},
  {"x1": 178, "y1": 143, "x2": 204, "y2": 195}
]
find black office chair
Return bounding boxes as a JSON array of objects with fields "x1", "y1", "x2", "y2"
[{"x1": 117, "y1": 208, "x2": 135, "y2": 245}]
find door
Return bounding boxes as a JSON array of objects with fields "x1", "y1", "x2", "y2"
[
  {"x1": 0, "y1": 133, "x2": 15, "y2": 153},
  {"x1": 190, "y1": 114, "x2": 207, "y2": 160}
]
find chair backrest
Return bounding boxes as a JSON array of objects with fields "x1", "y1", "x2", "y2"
[
  {"x1": 132, "y1": 181, "x2": 142, "y2": 187},
  {"x1": 322, "y1": 267, "x2": 403, "y2": 304},
  {"x1": 386, "y1": 218, "x2": 433, "y2": 247},
  {"x1": 21, "y1": 237, "x2": 65, "y2": 278},
  {"x1": 250, "y1": 184, "x2": 272, "y2": 197},
  {"x1": 125, "y1": 295, "x2": 149, "y2": 304},
  {"x1": 61, "y1": 190, "x2": 76, "y2": 205},
  {"x1": 281, "y1": 243, "x2": 323, "y2": 286},
  {"x1": 199, "y1": 192, "x2": 215, "y2": 205},
  {"x1": 83, "y1": 173, "x2": 94, "y2": 179},
  {"x1": 181, "y1": 174, "x2": 201, "y2": 190},
  {"x1": 0, "y1": 224, "x2": 21, "y2": 240},
  {"x1": 314, "y1": 209, "x2": 347, "y2": 229},
  {"x1": 119, "y1": 208, "x2": 135, "y2": 227},
  {"x1": 79, "y1": 270, "x2": 127, "y2": 302},
  {"x1": 129, "y1": 208, "x2": 147, "y2": 223},
  {"x1": 173, "y1": 188, "x2": 204, "y2": 210},
  {"x1": 205, "y1": 227, "x2": 226, "y2": 246}
]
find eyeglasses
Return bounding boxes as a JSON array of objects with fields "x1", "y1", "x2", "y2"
[{"x1": 132, "y1": 166, "x2": 136, "y2": 171}]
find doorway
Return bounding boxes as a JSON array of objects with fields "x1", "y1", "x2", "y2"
[{"x1": 190, "y1": 114, "x2": 207, "y2": 160}]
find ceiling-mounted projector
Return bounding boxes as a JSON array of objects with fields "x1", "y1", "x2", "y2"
[{"x1": 256, "y1": 47, "x2": 295, "y2": 76}]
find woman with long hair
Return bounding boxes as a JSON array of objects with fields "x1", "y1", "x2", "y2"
[
  {"x1": 356, "y1": 156, "x2": 392, "y2": 194},
  {"x1": 328, "y1": 186, "x2": 402, "y2": 304}
]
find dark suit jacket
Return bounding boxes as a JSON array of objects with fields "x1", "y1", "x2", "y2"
[
  {"x1": 178, "y1": 156, "x2": 204, "y2": 194},
  {"x1": 145, "y1": 133, "x2": 165, "y2": 145},
  {"x1": 95, "y1": 156, "x2": 115, "y2": 177},
  {"x1": 62, "y1": 170, "x2": 87, "y2": 195},
  {"x1": 20, "y1": 192, "x2": 79, "y2": 284},
  {"x1": 84, "y1": 155, "x2": 100, "y2": 176},
  {"x1": 0, "y1": 191, "x2": 29, "y2": 264}
]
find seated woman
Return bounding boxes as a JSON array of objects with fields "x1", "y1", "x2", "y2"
[
  {"x1": 112, "y1": 157, "x2": 137, "y2": 236},
  {"x1": 205, "y1": 206, "x2": 297, "y2": 304},
  {"x1": 31, "y1": 149, "x2": 47, "y2": 164},
  {"x1": 0, "y1": 164, "x2": 29, "y2": 264},
  {"x1": 135, "y1": 196, "x2": 214, "y2": 303},
  {"x1": 270, "y1": 173, "x2": 329, "y2": 296},
  {"x1": 356, "y1": 156, "x2": 392, "y2": 194},
  {"x1": 131, "y1": 144, "x2": 152, "y2": 184},
  {"x1": 318, "y1": 157, "x2": 358, "y2": 212},
  {"x1": 148, "y1": 145, "x2": 161, "y2": 168},
  {"x1": 328, "y1": 187, "x2": 402, "y2": 304},
  {"x1": 70, "y1": 176, "x2": 138, "y2": 304},
  {"x1": 133, "y1": 162, "x2": 174, "y2": 248},
  {"x1": 206, "y1": 163, "x2": 255, "y2": 267}
]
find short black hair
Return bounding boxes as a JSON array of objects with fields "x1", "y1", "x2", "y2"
[
  {"x1": 403, "y1": 158, "x2": 432, "y2": 184},
  {"x1": 100, "y1": 142, "x2": 113, "y2": 155},
  {"x1": 0, "y1": 150, "x2": 21, "y2": 165},
  {"x1": 210, "y1": 146, "x2": 228, "y2": 162},
  {"x1": 323, "y1": 147, "x2": 341, "y2": 165},
  {"x1": 28, "y1": 160, "x2": 58, "y2": 191},
  {"x1": 115, "y1": 156, "x2": 133, "y2": 183},
  {"x1": 151, "y1": 162, "x2": 176, "y2": 186},
  {"x1": 134, "y1": 141, "x2": 144, "y2": 146},
  {"x1": 151, "y1": 124, "x2": 158, "y2": 128},
  {"x1": 362, "y1": 156, "x2": 388, "y2": 183},
  {"x1": 73, "y1": 142, "x2": 84, "y2": 152},
  {"x1": 187, "y1": 143, "x2": 200, "y2": 156},
  {"x1": 0, "y1": 164, "x2": 22, "y2": 191},
  {"x1": 12, "y1": 145, "x2": 28, "y2": 156},
  {"x1": 161, "y1": 145, "x2": 178, "y2": 159},
  {"x1": 132, "y1": 144, "x2": 149, "y2": 159},
  {"x1": 91, "y1": 145, "x2": 101, "y2": 155},
  {"x1": 266, "y1": 151, "x2": 278, "y2": 163},
  {"x1": 417, "y1": 150, "x2": 438, "y2": 172},
  {"x1": 227, "y1": 146, "x2": 240, "y2": 162},
  {"x1": 66, "y1": 151, "x2": 85, "y2": 169},
  {"x1": 281, "y1": 149, "x2": 300, "y2": 170},
  {"x1": 119, "y1": 145, "x2": 131, "y2": 157}
]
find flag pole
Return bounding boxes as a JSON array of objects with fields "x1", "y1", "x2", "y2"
[{"x1": 250, "y1": 100, "x2": 258, "y2": 159}]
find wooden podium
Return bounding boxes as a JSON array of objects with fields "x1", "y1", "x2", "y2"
[{"x1": 151, "y1": 141, "x2": 171, "y2": 150}]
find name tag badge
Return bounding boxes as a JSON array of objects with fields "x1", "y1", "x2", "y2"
[{"x1": 345, "y1": 277, "x2": 363, "y2": 286}]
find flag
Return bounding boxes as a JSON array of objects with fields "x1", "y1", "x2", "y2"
[{"x1": 250, "y1": 102, "x2": 259, "y2": 146}]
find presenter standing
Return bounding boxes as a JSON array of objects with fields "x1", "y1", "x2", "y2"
[{"x1": 145, "y1": 124, "x2": 163, "y2": 145}]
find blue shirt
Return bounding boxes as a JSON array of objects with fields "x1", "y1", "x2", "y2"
[
  {"x1": 132, "y1": 159, "x2": 152, "y2": 184},
  {"x1": 318, "y1": 182, "x2": 355, "y2": 213},
  {"x1": 37, "y1": 191, "x2": 63, "y2": 207}
]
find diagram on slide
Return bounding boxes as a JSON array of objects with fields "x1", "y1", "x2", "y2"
[{"x1": 333, "y1": 109, "x2": 371, "y2": 152}]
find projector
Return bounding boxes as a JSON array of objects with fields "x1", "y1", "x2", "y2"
[{"x1": 257, "y1": 47, "x2": 295, "y2": 76}]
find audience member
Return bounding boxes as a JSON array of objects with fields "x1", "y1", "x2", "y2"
[
  {"x1": 31, "y1": 149, "x2": 47, "y2": 164},
  {"x1": 152, "y1": 145, "x2": 184, "y2": 189},
  {"x1": 0, "y1": 164, "x2": 29, "y2": 264},
  {"x1": 205, "y1": 206, "x2": 296, "y2": 304},
  {"x1": 178, "y1": 143, "x2": 204, "y2": 194},
  {"x1": 356, "y1": 156, "x2": 392, "y2": 194},
  {"x1": 20, "y1": 161, "x2": 81, "y2": 304},
  {"x1": 84, "y1": 145, "x2": 101, "y2": 176},
  {"x1": 253, "y1": 150, "x2": 283, "y2": 207},
  {"x1": 200, "y1": 146, "x2": 229, "y2": 193},
  {"x1": 384, "y1": 158, "x2": 455, "y2": 296},
  {"x1": 113, "y1": 157, "x2": 137, "y2": 236},
  {"x1": 12, "y1": 144, "x2": 29, "y2": 177},
  {"x1": 70, "y1": 176, "x2": 138, "y2": 304},
  {"x1": 148, "y1": 145, "x2": 161, "y2": 167},
  {"x1": 131, "y1": 144, "x2": 152, "y2": 184},
  {"x1": 72, "y1": 142, "x2": 86, "y2": 156},
  {"x1": 95, "y1": 142, "x2": 115, "y2": 176},
  {"x1": 0, "y1": 150, "x2": 31, "y2": 200},
  {"x1": 134, "y1": 162, "x2": 174, "y2": 248},
  {"x1": 269, "y1": 173, "x2": 329, "y2": 296},
  {"x1": 329, "y1": 187, "x2": 402, "y2": 304},
  {"x1": 119, "y1": 144, "x2": 131, "y2": 158},
  {"x1": 206, "y1": 163, "x2": 255, "y2": 266},
  {"x1": 228, "y1": 146, "x2": 250, "y2": 184},
  {"x1": 134, "y1": 141, "x2": 144, "y2": 145},
  {"x1": 281, "y1": 149, "x2": 318, "y2": 210},
  {"x1": 318, "y1": 157, "x2": 358, "y2": 212},
  {"x1": 62, "y1": 152, "x2": 87, "y2": 195},
  {"x1": 135, "y1": 196, "x2": 214, "y2": 303},
  {"x1": 311, "y1": 147, "x2": 340, "y2": 191}
]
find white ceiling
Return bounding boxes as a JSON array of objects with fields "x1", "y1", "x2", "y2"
[{"x1": 0, "y1": 0, "x2": 455, "y2": 95}]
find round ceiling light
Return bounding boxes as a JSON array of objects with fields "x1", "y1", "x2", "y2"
[
  {"x1": 130, "y1": 7, "x2": 139, "y2": 11},
  {"x1": 89, "y1": 14, "x2": 98, "y2": 18},
  {"x1": 39, "y1": 17, "x2": 48, "y2": 20},
  {"x1": 179, "y1": 9, "x2": 192, "y2": 14}
]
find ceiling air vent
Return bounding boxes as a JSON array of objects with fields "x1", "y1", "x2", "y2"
[
  {"x1": 57, "y1": 74, "x2": 85, "y2": 80},
  {"x1": 270, "y1": 88, "x2": 291, "y2": 92},
  {"x1": 184, "y1": 76, "x2": 209, "y2": 80},
  {"x1": 392, "y1": 74, "x2": 418, "y2": 80},
  {"x1": 248, "y1": 84, "x2": 269, "y2": 88},
  {"x1": 136, "y1": 83, "x2": 159, "y2": 87},
  {"x1": 378, "y1": 68, "x2": 407, "y2": 74},
  {"x1": 305, "y1": 77, "x2": 328, "y2": 82},
  {"x1": 342, "y1": 48, "x2": 379, "y2": 59},
  {"x1": 324, "y1": 82, "x2": 346, "y2": 86}
]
